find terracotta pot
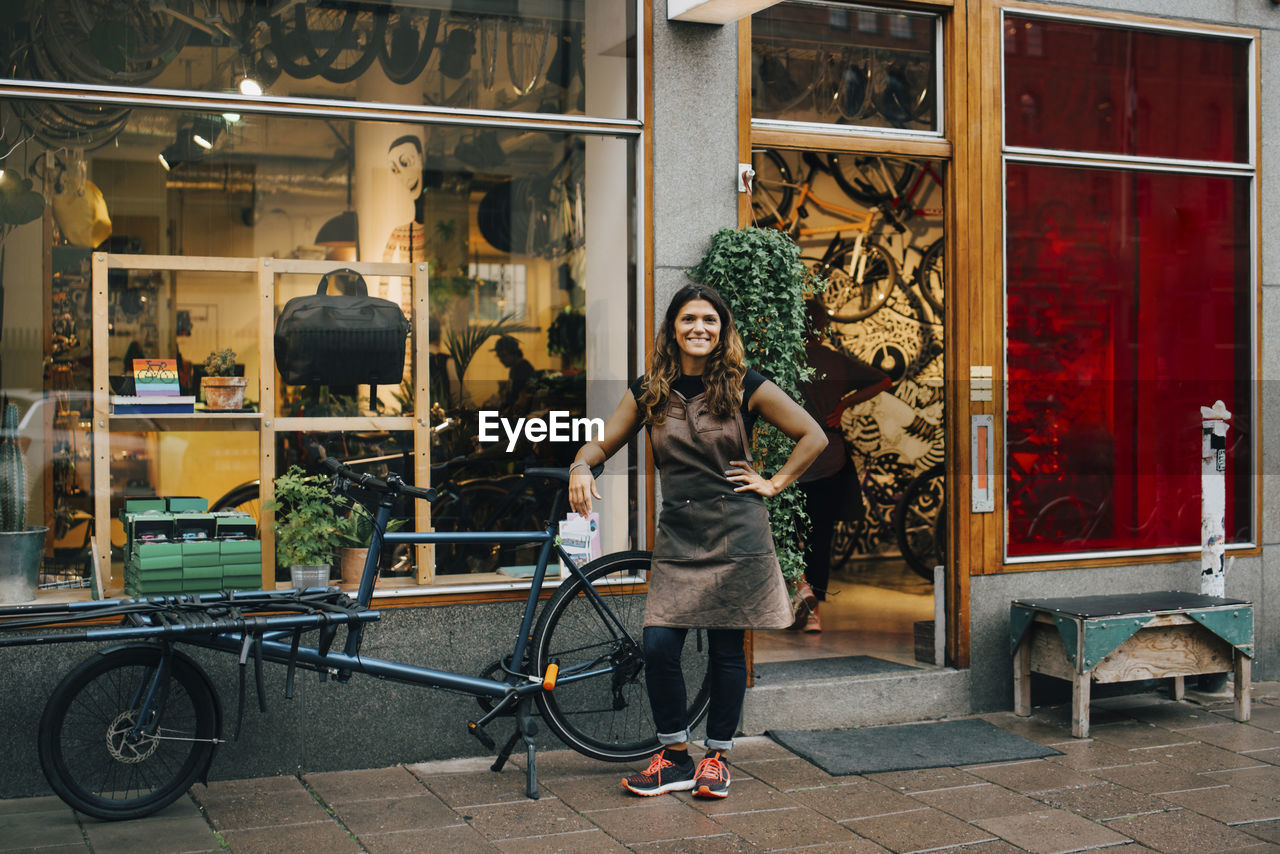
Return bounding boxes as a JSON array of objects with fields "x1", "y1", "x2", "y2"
[
  {"x1": 201, "y1": 376, "x2": 247, "y2": 410},
  {"x1": 340, "y1": 547, "x2": 372, "y2": 585}
]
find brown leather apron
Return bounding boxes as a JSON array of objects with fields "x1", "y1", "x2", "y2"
[{"x1": 644, "y1": 389, "x2": 794, "y2": 629}]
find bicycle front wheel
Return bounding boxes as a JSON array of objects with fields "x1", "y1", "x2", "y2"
[
  {"x1": 532, "y1": 551, "x2": 711, "y2": 762},
  {"x1": 38, "y1": 645, "x2": 220, "y2": 821}
]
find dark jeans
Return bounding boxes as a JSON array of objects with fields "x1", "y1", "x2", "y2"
[
  {"x1": 643, "y1": 625, "x2": 745, "y2": 751},
  {"x1": 799, "y1": 462, "x2": 862, "y2": 602}
]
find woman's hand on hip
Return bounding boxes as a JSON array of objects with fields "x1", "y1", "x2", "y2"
[
  {"x1": 726, "y1": 460, "x2": 780, "y2": 498},
  {"x1": 569, "y1": 471, "x2": 601, "y2": 516}
]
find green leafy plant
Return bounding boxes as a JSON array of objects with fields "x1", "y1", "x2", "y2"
[
  {"x1": 546, "y1": 307, "x2": 585, "y2": 364},
  {"x1": 201, "y1": 348, "x2": 237, "y2": 377},
  {"x1": 0, "y1": 402, "x2": 28, "y2": 532},
  {"x1": 688, "y1": 226, "x2": 825, "y2": 583},
  {"x1": 265, "y1": 466, "x2": 342, "y2": 567},
  {"x1": 334, "y1": 501, "x2": 406, "y2": 549}
]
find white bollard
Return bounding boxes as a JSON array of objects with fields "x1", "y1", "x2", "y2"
[{"x1": 1200, "y1": 400, "x2": 1232, "y2": 598}]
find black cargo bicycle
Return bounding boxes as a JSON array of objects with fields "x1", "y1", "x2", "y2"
[{"x1": 0, "y1": 459, "x2": 710, "y2": 820}]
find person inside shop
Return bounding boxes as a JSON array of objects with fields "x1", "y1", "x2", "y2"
[
  {"x1": 567, "y1": 283, "x2": 826, "y2": 800},
  {"x1": 793, "y1": 299, "x2": 892, "y2": 633},
  {"x1": 492, "y1": 335, "x2": 536, "y2": 416},
  {"x1": 383, "y1": 134, "x2": 427, "y2": 266}
]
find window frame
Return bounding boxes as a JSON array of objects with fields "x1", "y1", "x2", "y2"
[{"x1": 998, "y1": 6, "x2": 1261, "y2": 567}]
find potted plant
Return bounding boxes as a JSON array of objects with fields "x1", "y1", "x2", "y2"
[
  {"x1": 201, "y1": 348, "x2": 247, "y2": 410},
  {"x1": 265, "y1": 466, "x2": 341, "y2": 588},
  {"x1": 0, "y1": 402, "x2": 49, "y2": 602},
  {"x1": 333, "y1": 501, "x2": 409, "y2": 585}
]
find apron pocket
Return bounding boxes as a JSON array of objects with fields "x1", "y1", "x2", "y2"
[
  {"x1": 655, "y1": 500, "x2": 715, "y2": 561},
  {"x1": 724, "y1": 496, "x2": 774, "y2": 556}
]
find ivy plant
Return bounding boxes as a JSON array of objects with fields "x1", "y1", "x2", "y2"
[{"x1": 688, "y1": 226, "x2": 824, "y2": 584}]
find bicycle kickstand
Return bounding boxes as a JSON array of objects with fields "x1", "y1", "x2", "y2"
[{"x1": 490, "y1": 697, "x2": 540, "y2": 800}]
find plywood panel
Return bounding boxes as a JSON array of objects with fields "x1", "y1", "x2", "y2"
[{"x1": 1092, "y1": 626, "x2": 1233, "y2": 683}]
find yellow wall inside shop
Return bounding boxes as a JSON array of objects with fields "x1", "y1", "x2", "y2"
[{"x1": 155, "y1": 431, "x2": 259, "y2": 504}]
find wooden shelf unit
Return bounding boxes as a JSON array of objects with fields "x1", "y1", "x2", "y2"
[{"x1": 90, "y1": 254, "x2": 430, "y2": 594}]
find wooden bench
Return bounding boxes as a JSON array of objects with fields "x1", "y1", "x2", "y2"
[{"x1": 1011, "y1": 592, "x2": 1253, "y2": 738}]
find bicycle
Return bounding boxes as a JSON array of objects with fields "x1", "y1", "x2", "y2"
[
  {"x1": 893, "y1": 461, "x2": 945, "y2": 580},
  {"x1": 749, "y1": 148, "x2": 944, "y2": 322},
  {"x1": 0, "y1": 459, "x2": 710, "y2": 820}
]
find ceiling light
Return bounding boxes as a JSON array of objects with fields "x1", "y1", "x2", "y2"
[
  {"x1": 222, "y1": 112, "x2": 241, "y2": 123},
  {"x1": 193, "y1": 133, "x2": 213, "y2": 150},
  {"x1": 239, "y1": 75, "x2": 263, "y2": 96}
]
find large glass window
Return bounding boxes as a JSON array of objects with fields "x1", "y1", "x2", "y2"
[
  {"x1": 1003, "y1": 14, "x2": 1254, "y2": 560},
  {"x1": 752, "y1": 1, "x2": 940, "y2": 135},
  {"x1": 3, "y1": 1, "x2": 635, "y2": 123},
  {"x1": 0, "y1": 4, "x2": 637, "y2": 600}
]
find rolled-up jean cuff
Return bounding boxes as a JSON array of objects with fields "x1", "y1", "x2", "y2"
[
  {"x1": 657, "y1": 729, "x2": 690, "y2": 745},
  {"x1": 705, "y1": 737, "x2": 734, "y2": 751}
]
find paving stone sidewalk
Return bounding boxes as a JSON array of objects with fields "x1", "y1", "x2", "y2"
[{"x1": 7, "y1": 687, "x2": 1280, "y2": 853}]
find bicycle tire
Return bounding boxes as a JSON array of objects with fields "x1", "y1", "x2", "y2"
[
  {"x1": 211, "y1": 480, "x2": 260, "y2": 529},
  {"x1": 532, "y1": 551, "x2": 711, "y2": 762},
  {"x1": 827, "y1": 153, "x2": 916, "y2": 208},
  {"x1": 915, "y1": 237, "x2": 945, "y2": 317},
  {"x1": 893, "y1": 463, "x2": 945, "y2": 581},
  {"x1": 38, "y1": 644, "x2": 220, "y2": 821},
  {"x1": 818, "y1": 242, "x2": 899, "y2": 323},
  {"x1": 750, "y1": 149, "x2": 793, "y2": 229}
]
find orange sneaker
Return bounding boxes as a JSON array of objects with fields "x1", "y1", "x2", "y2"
[
  {"x1": 621, "y1": 748, "x2": 695, "y2": 796},
  {"x1": 693, "y1": 751, "x2": 730, "y2": 799}
]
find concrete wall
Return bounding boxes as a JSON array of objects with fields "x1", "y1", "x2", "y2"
[{"x1": 651, "y1": 0, "x2": 742, "y2": 312}]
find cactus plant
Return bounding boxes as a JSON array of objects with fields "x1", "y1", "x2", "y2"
[{"x1": 0, "y1": 402, "x2": 27, "y2": 532}]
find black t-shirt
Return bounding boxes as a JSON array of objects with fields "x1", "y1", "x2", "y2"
[{"x1": 629, "y1": 368, "x2": 769, "y2": 434}]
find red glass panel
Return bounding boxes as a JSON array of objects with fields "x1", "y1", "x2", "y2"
[
  {"x1": 1004, "y1": 16, "x2": 1249, "y2": 163},
  {"x1": 1006, "y1": 163, "x2": 1251, "y2": 556}
]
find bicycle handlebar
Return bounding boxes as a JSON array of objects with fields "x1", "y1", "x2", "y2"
[{"x1": 322, "y1": 457, "x2": 438, "y2": 503}]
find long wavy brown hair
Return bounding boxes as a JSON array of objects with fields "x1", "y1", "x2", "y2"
[{"x1": 637, "y1": 283, "x2": 746, "y2": 426}]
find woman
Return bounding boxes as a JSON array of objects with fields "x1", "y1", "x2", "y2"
[{"x1": 568, "y1": 283, "x2": 827, "y2": 800}]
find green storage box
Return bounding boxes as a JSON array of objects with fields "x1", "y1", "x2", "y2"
[
  {"x1": 166, "y1": 496, "x2": 209, "y2": 512},
  {"x1": 220, "y1": 540, "x2": 262, "y2": 558},
  {"x1": 181, "y1": 541, "x2": 221, "y2": 567},
  {"x1": 174, "y1": 513, "x2": 217, "y2": 540},
  {"x1": 182, "y1": 566, "x2": 222, "y2": 581},
  {"x1": 214, "y1": 513, "x2": 257, "y2": 539},
  {"x1": 132, "y1": 542, "x2": 183, "y2": 571},
  {"x1": 124, "y1": 498, "x2": 167, "y2": 514}
]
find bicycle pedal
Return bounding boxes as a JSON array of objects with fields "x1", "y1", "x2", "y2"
[{"x1": 467, "y1": 720, "x2": 496, "y2": 750}]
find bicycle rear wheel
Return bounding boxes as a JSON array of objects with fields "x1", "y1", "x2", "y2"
[
  {"x1": 894, "y1": 463, "x2": 945, "y2": 581},
  {"x1": 828, "y1": 153, "x2": 916, "y2": 207},
  {"x1": 750, "y1": 148, "x2": 794, "y2": 229},
  {"x1": 38, "y1": 644, "x2": 220, "y2": 821},
  {"x1": 211, "y1": 480, "x2": 260, "y2": 528},
  {"x1": 819, "y1": 242, "x2": 899, "y2": 323},
  {"x1": 532, "y1": 551, "x2": 711, "y2": 762}
]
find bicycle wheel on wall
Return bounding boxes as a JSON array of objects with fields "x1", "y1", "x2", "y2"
[
  {"x1": 38, "y1": 644, "x2": 220, "y2": 821},
  {"x1": 893, "y1": 463, "x2": 945, "y2": 581},
  {"x1": 827, "y1": 153, "x2": 916, "y2": 207},
  {"x1": 532, "y1": 551, "x2": 711, "y2": 762},
  {"x1": 211, "y1": 480, "x2": 260, "y2": 528},
  {"x1": 749, "y1": 148, "x2": 794, "y2": 228},
  {"x1": 818, "y1": 242, "x2": 899, "y2": 322}
]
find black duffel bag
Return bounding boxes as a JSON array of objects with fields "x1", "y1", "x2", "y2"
[{"x1": 274, "y1": 269, "x2": 409, "y2": 387}]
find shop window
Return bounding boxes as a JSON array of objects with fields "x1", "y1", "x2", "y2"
[
  {"x1": 751, "y1": 1, "x2": 940, "y2": 135},
  {"x1": 1003, "y1": 15, "x2": 1254, "y2": 560},
  {"x1": 3, "y1": 1, "x2": 634, "y2": 126},
  {"x1": 0, "y1": 98, "x2": 637, "y2": 598},
  {"x1": 1004, "y1": 15, "x2": 1249, "y2": 164}
]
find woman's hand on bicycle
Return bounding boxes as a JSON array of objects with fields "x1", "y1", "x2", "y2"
[{"x1": 569, "y1": 468, "x2": 601, "y2": 517}]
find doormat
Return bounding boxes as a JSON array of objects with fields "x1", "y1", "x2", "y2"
[
  {"x1": 768, "y1": 718, "x2": 1061, "y2": 775},
  {"x1": 753, "y1": 656, "x2": 914, "y2": 684}
]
